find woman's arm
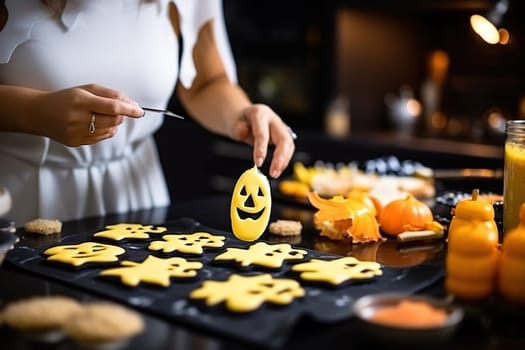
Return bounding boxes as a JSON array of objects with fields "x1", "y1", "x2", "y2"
[
  {"x1": 176, "y1": 20, "x2": 295, "y2": 178},
  {"x1": 0, "y1": 84, "x2": 144, "y2": 146}
]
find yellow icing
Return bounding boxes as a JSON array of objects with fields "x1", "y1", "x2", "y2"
[
  {"x1": 44, "y1": 242, "x2": 125, "y2": 267},
  {"x1": 93, "y1": 223, "x2": 167, "y2": 241},
  {"x1": 148, "y1": 232, "x2": 225, "y2": 255},
  {"x1": 213, "y1": 242, "x2": 307, "y2": 268},
  {"x1": 189, "y1": 273, "x2": 305, "y2": 312},
  {"x1": 230, "y1": 166, "x2": 271, "y2": 241},
  {"x1": 100, "y1": 255, "x2": 203, "y2": 287},
  {"x1": 291, "y1": 257, "x2": 383, "y2": 285}
]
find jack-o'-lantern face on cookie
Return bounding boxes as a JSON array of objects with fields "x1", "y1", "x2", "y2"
[{"x1": 230, "y1": 166, "x2": 272, "y2": 241}]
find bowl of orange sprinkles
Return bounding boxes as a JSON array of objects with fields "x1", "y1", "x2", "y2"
[{"x1": 352, "y1": 293, "x2": 464, "y2": 347}]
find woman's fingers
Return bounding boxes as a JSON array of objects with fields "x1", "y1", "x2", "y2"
[
  {"x1": 245, "y1": 105, "x2": 270, "y2": 167},
  {"x1": 241, "y1": 104, "x2": 296, "y2": 178},
  {"x1": 33, "y1": 85, "x2": 143, "y2": 147},
  {"x1": 88, "y1": 113, "x2": 124, "y2": 130},
  {"x1": 80, "y1": 84, "x2": 144, "y2": 118},
  {"x1": 61, "y1": 112, "x2": 121, "y2": 146},
  {"x1": 267, "y1": 122, "x2": 296, "y2": 178}
]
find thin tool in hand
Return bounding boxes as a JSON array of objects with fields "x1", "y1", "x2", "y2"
[{"x1": 142, "y1": 107, "x2": 185, "y2": 119}]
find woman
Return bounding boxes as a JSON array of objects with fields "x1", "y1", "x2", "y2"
[{"x1": 0, "y1": 0, "x2": 296, "y2": 225}]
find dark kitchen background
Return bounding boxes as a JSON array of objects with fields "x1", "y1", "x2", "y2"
[{"x1": 157, "y1": 0, "x2": 524, "y2": 199}]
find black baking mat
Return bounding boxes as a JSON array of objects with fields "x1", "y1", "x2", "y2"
[{"x1": 5, "y1": 217, "x2": 444, "y2": 349}]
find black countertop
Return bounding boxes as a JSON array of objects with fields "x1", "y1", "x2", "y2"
[{"x1": 1, "y1": 193, "x2": 524, "y2": 350}]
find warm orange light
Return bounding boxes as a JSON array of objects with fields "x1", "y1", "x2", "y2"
[
  {"x1": 499, "y1": 28, "x2": 510, "y2": 45},
  {"x1": 431, "y1": 112, "x2": 447, "y2": 130},
  {"x1": 470, "y1": 0, "x2": 509, "y2": 45},
  {"x1": 470, "y1": 14, "x2": 500, "y2": 44},
  {"x1": 406, "y1": 99, "x2": 422, "y2": 118},
  {"x1": 487, "y1": 110, "x2": 506, "y2": 131}
]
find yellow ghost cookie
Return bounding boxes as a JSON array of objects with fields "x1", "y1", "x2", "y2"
[
  {"x1": 213, "y1": 242, "x2": 307, "y2": 269},
  {"x1": 291, "y1": 256, "x2": 383, "y2": 286},
  {"x1": 189, "y1": 273, "x2": 305, "y2": 312},
  {"x1": 43, "y1": 242, "x2": 125, "y2": 267},
  {"x1": 148, "y1": 232, "x2": 225, "y2": 255},
  {"x1": 100, "y1": 255, "x2": 203, "y2": 287}
]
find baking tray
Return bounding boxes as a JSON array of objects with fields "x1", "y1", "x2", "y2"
[{"x1": 5, "y1": 217, "x2": 444, "y2": 349}]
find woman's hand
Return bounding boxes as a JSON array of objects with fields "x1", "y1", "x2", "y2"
[
  {"x1": 231, "y1": 104, "x2": 296, "y2": 179},
  {"x1": 172, "y1": 17, "x2": 297, "y2": 179},
  {"x1": 30, "y1": 84, "x2": 144, "y2": 147}
]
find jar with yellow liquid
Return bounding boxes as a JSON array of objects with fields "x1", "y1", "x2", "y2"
[{"x1": 503, "y1": 120, "x2": 525, "y2": 234}]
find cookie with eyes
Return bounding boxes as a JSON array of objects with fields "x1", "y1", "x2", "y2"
[
  {"x1": 188, "y1": 273, "x2": 305, "y2": 313},
  {"x1": 212, "y1": 241, "x2": 308, "y2": 271},
  {"x1": 92, "y1": 223, "x2": 167, "y2": 241},
  {"x1": 230, "y1": 166, "x2": 272, "y2": 242},
  {"x1": 148, "y1": 231, "x2": 226, "y2": 256},
  {"x1": 99, "y1": 255, "x2": 203, "y2": 288},
  {"x1": 43, "y1": 242, "x2": 126, "y2": 268},
  {"x1": 290, "y1": 256, "x2": 383, "y2": 287}
]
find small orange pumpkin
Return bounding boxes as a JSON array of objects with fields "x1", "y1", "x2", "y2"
[{"x1": 379, "y1": 194, "x2": 433, "y2": 236}]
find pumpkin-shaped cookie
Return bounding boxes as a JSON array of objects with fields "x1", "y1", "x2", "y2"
[{"x1": 230, "y1": 166, "x2": 272, "y2": 241}]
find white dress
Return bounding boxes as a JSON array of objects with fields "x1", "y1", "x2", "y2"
[{"x1": 0, "y1": 0, "x2": 237, "y2": 226}]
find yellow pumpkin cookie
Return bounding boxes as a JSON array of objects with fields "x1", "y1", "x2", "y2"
[{"x1": 230, "y1": 166, "x2": 272, "y2": 241}]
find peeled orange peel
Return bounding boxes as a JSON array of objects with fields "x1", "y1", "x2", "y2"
[{"x1": 307, "y1": 192, "x2": 383, "y2": 243}]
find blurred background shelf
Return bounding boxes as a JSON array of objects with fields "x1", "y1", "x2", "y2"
[
  {"x1": 220, "y1": 0, "x2": 524, "y2": 142},
  {"x1": 155, "y1": 122, "x2": 503, "y2": 200},
  {"x1": 158, "y1": 0, "x2": 519, "y2": 199}
]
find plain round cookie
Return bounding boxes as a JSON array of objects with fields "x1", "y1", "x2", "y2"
[
  {"x1": 268, "y1": 220, "x2": 303, "y2": 236},
  {"x1": 64, "y1": 302, "x2": 144, "y2": 345},
  {"x1": 24, "y1": 218, "x2": 62, "y2": 235},
  {"x1": 1, "y1": 295, "x2": 82, "y2": 331}
]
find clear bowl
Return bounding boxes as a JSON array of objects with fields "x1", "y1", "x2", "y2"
[{"x1": 352, "y1": 293, "x2": 464, "y2": 349}]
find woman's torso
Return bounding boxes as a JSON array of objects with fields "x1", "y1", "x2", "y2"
[
  {"x1": 0, "y1": 0, "x2": 178, "y2": 166},
  {"x1": 0, "y1": 0, "x2": 179, "y2": 223}
]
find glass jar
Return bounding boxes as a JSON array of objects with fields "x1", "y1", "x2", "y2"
[{"x1": 503, "y1": 120, "x2": 525, "y2": 234}]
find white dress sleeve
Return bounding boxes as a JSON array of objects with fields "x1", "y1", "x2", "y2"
[
  {"x1": 173, "y1": 0, "x2": 238, "y2": 88},
  {"x1": 0, "y1": 0, "x2": 48, "y2": 64},
  {"x1": 0, "y1": 0, "x2": 84, "y2": 64},
  {"x1": 1, "y1": 0, "x2": 237, "y2": 87}
]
